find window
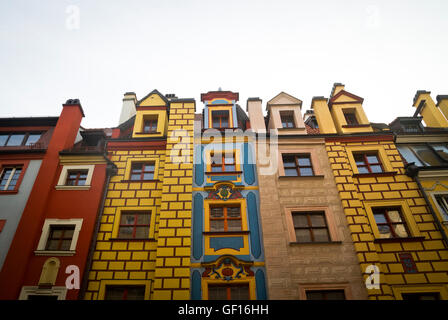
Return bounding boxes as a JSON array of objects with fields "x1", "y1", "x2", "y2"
[
  {"x1": 105, "y1": 286, "x2": 145, "y2": 300},
  {"x1": 397, "y1": 144, "x2": 448, "y2": 167},
  {"x1": 210, "y1": 152, "x2": 236, "y2": 172},
  {"x1": 401, "y1": 292, "x2": 440, "y2": 300},
  {"x1": 306, "y1": 290, "x2": 346, "y2": 300},
  {"x1": 402, "y1": 123, "x2": 422, "y2": 133},
  {"x1": 0, "y1": 166, "x2": 22, "y2": 190},
  {"x1": 208, "y1": 284, "x2": 249, "y2": 300},
  {"x1": 212, "y1": 110, "x2": 229, "y2": 128},
  {"x1": 209, "y1": 205, "x2": 241, "y2": 232},
  {"x1": 292, "y1": 211, "x2": 330, "y2": 243},
  {"x1": 354, "y1": 153, "x2": 383, "y2": 174},
  {"x1": 343, "y1": 110, "x2": 358, "y2": 125},
  {"x1": 130, "y1": 162, "x2": 155, "y2": 181},
  {"x1": 280, "y1": 112, "x2": 295, "y2": 128},
  {"x1": 434, "y1": 194, "x2": 448, "y2": 221},
  {"x1": 118, "y1": 211, "x2": 151, "y2": 239},
  {"x1": 0, "y1": 132, "x2": 42, "y2": 147},
  {"x1": 143, "y1": 118, "x2": 157, "y2": 133},
  {"x1": 282, "y1": 154, "x2": 314, "y2": 176},
  {"x1": 45, "y1": 225, "x2": 76, "y2": 251},
  {"x1": 65, "y1": 170, "x2": 88, "y2": 186},
  {"x1": 373, "y1": 207, "x2": 409, "y2": 239}
]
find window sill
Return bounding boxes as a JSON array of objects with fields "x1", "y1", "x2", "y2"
[
  {"x1": 374, "y1": 236, "x2": 425, "y2": 244},
  {"x1": 0, "y1": 190, "x2": 19, "y2": 194},
  {"x1": 34, "y1": 250, "x2": 76, "y2": 256},
  {"x1": 205, "y1": 171, "x2": 242, "y2": 175},
  {"x1": 134, "y1": 132, "x2": 162, "y2": 135},
  {"x1": 279, "y1": 175, "x2": 324, "y2": 179},
  {"x1": 203, "y1": 231, "x2": 250, "y2": 236},
  {"x1": 108, "y1": 238, "x2": 156, "y2": 242},
  {"x1": 55, "y1": 185, "x2": 91, "y2": 190},
  {"x1": 289, "y1": 241, "x2": 342, "y2": 245},
  {"x1": 352, "y1": 171, "x2": 397, "y2": 178}
]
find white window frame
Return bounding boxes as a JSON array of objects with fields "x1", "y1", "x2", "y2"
[
  {"x1": 430, "y1": 191, "x2": 448, "y2": 223},
  {"x1": 35, "y1": 218, "x2": 83, "y2": 256},
  {"x1": 0, "y1": 166, "x2": 22, "y2": 191},
  {"x1": 56, "y1": 164, "x2": 95, "y2": 190},
  {"x1": 19, "y1": 286, "x2": 67, "y2": 300}
]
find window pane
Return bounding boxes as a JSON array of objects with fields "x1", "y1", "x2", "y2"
[
  {"x1": 105, "y1": 287, "x2": 125, "y2": 300},
  {"x1": 210, "y1": 220, "x2": 224, "y2": 232},
  {"x1": 357, "y1": 166, "x2": 369, "y2": 174},
  {"x1": 137, "y1": 213, "x2": 151, "y2": 225},
  {"x1": 25, "y1": 133, "x2": 41, "y2": 145},
  {"x1": 292, "y1": 214, "x2": 308, "y2": 228},
  {"x1": 397, "y1": 146, "x2": 423, "y2": 166},
  {"x1": 130, "y1": 174, "x2": 141, "y2": 180},
  {"x1": 126, "y1": 286, "x2": 145, "y2": 300},
  {"x1": 295, "y1": 229, "x2": 312, "y2": 242},
  {"x1": 0, "y1": 135, "x2": 8, "y2": 146},
  {"x1": 211, "y1": 165, "x2": 222, "y2": 172},
  {"x1": 225, "y1": 164, "x2": 236, "y2": 171},
  {"x1": 282, "y1": 155, "x2": 296, "y2": 167},
  {"x1": 210, "y1": 207, "x2": 224, "y2": 218},
  {"x1": 435, "y1": 195, "x2": 448, "y2": 220},
  {"x1": 118, "y1": 226, "x2": 134, "y2": 238},
  {"x1": 60, "y1": 240, "x2": 72, "y2": 250},
  {"x1": 387, "y1": 210, "x2": 402, "y2": 222},
  {"x1": 325, "y1": 290, "x2": 346, "y2": 300},
  {"x1": 6, "y1": 134, "x2": 25, "y2": 146},
  {"x1": 309, "y1": 214, "x2": 326, "y2": 227},
  {"x1": 373, "y1": 213, "x2": 387, "y2": 224},
  {"x1": 227, "y1": 220, "x2": 242, "y2": 231},
  {"x1": 227, "y1": 207, "x2": 240, "y2": 218},
  {"x1": 366, "y1": 155, "x2": 379, "y2": 164},
  {"x1": 131, "y1": 164, "x2": 142, "y2": 172},
  {"x1": 221, "y1": 118, "x2": 229, "y2": 127},
  {"x1": 354, "y1": 154, "x2": 365, "y2": 165},
  {"x1": 370, "y1": 165, "x2": 383, "y2": 173},
  {"x1": 299, "y1": 167, "x2": 313, "y2": 176},
  {"x1": 208, "y1": 286, "x2": 227, "y2": 300},
  {"x1": 411, "y1": 145, "x2": 442, "y2": 166},
  {"x1": 432, "y1": 144, "x2": 448, "y2": 161},
  {"x1": 377, "y1": 225, "x2": 392, "y2": 238},
  {"x1": 297, "y1": 157, "x2": 311, "y2": 166},
  {"x1": 230, "y1": 286, "x2": 249, "y2": 300},
  {"x1": 313, "y1": 228, "x2": 330, "y2": 242},
  {"x1": 393, "y1": 224, "x2": 409, "y2": 238},
  {"x1": 46, "y1": 240, "x2": 60, "y2": 251},
  {"x1": 143, "y1": 173, "x2": 154, "y2": 180},
  {"x1": 285, "y1": 168, "x2": 298, "y2": 176},
  {"x1": 143, "y1": 163, "x2": 155, "y2": 172},
  {"x1": 134, "y1": 227, "x2": 149, "y2": 238}
]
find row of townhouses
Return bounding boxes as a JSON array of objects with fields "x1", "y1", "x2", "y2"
[{"x1": 0, "y1": 84, "x2": 447, "y2": 300}]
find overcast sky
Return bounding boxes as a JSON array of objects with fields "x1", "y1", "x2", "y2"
[{"x1": 1, "y1": 0, "x2": 447, "y2": 128}]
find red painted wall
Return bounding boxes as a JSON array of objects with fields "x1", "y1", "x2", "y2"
[{"x1": 0, "y1": 103, "x2": 107, "y2": 300}]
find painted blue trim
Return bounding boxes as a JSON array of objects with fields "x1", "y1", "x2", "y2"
[
  {"x1": 247, "y1": 192, "x2": 261, "y2": 259},
  {"x1": 194, "y1": 145, "x2": 204, "y2": 186},
  {"x1": 211, "y1": 175, "x2": 237, "y2": 181},
  {"x1": 243, "y1": 143, "x2": 256, "y2": 185},
  {"x1": 209, "y1": 236, "x2": 244, "y2": 251},
  {"x1": 191, "y1": 270, "x2": 202, "y2": 300},
  {"x1": 255, "y1": 269, "x2": 267, "y2": 300},
  {"x1": 232, "y1": 103, "x2": 238, "y2": 127},
  {"x1": 193, "y1": 193, "x2": 204, "y2": 260},
  {"x1": 203, "y1": 255, "x2": 251, "y2": 263},
  {"x1": 204, "y1": 104, "x2": 209, "y2": 129},
  {"x1": 211, "y1": 99, "x2": 230, "y2": 104}
]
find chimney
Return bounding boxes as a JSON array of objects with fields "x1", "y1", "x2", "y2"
[
  {"x1": 330, "y1": 83, "x2": 345, "y2": 98},
  {"x1": 246, "y1": 98, "x2": 266, "y2": 133},
  {"x1": 166, "y1": 93, "x2": 178, "y2": 101},
  {"x1": 119, "y1": 92, "x2": 137, "y2": 126},
  {"x1": 436, "y1": 95, "x2": 448, "y2": 122},
  {"x1": 413, "y1": 90, "x2": 448, "y2": 128}
]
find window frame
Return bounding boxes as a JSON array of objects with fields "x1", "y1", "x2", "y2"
[
  {"x1": 112, "y1": 206, "x2": 157, "y2": 240},
  {"x1": 280, "y1": 111, "x2": 296, "y2": 129},
  {"x1": 65, "y1": 169, "x2": 89, "y2": 186},
  {"x1": 210, "y1": 151, "x2": 237, "y2": 173},
  {"x1": 104, "y1": 285, "x2": 146, "y2": 300},
  {"x1": 211, "y1": 110, "x2": 230, "y2": 129},
  {"x1": 209, "y1": 204, "x2": 242, "y2": 233},
  {"x1": 291, "y1": 211, "x2": 331, "y2": 243},
  {"x1": 397, "y1": 143, "x2": 448, "y2": 167},
  {"x1": 429, "y1": 191, "x2": 448, "y2": 223},
  {"x1": 45, "y1": 224, "x2": 76, "y2": 251},
  {"x1": 0, "y1": 161, "x2": 29, "y2": 194},
  {"x1": 372, "y1": 207, "x2": 410, "y2": 239},
  {"x1": 35, "y1": 219, "x2": 83, "y2": 256},
  {"x1": 56, "y1": 164, "x2": 95, "y2": 190},
  {"x1": 203, "y1": 279, "x2": 255, "y2": 300},
  {"x1": 129, "y1": 162, "x2": 155, "y2": 181},
  {"x1": 117, "y1": 210, "x2": 152, "y2": 240},
  {"x1": 299, "y1": 283, "x2": 352, "y2": 300},
  {"x1": 342, "y1": 109, "x2": 359, "y2": 125},
  {"x1": 281, "y1": 153, "x2": 315, "y2": 177},
  {"x1": 142, "y1": 117, "x2": 158, "y2": 134},
  {"x1": 98, "y1": 280, "x2": 151, "y2": 300},
  {"x1": 346, "y1": 145, "x2": 395, "y2": 176},
  {"x1": 0, "y1": 132, "x2": 42, "y2": 147},
  {"x1": 19, "y1": 286, "x2": 67, "y2": 300},
  {"x1": 124, "y1": 157, "x2": 160, "y2": 182},
  {"x1": 353, "y1": 152, "x2": 384, "y2": 174},
  {"x1": 207, "y1": 283, "x2": 250, "y2": 300}
]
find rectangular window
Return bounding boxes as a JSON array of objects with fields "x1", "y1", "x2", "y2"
[
  {"x1": 0, "y1": 166, "x2": 22, "y2": 191},
  {"x1": 354, "y1": 152, "x2": 383, "y2": 174},
  {"x1": 434, "y1": 194, "x2": 448, "y2": 221},
  {"x1": 105, "y1": 286, "x2": 145, "y2": 300},
  {"x1": 0, "y1": 133, "x2": 42, "y2": 147},
  {"x1": 397, "y1": 144, "x2": 448, "y2": 167},
  {"x1": 118, "y1": 211, "x2": 151, "y2": 239},
  {"x1": 401, "y1": 292, "x2": 440, "y2": 300},
  {"x1": 208, "y1": 284, "x2": 249, "y2": 300},
  {"x1": 282, "y1": 154, "x2": 314, "y2": 177},
  {"x1": 143, "y1": 118, "x2": 158, "y2": 133},
  {"x1": 45, "y1": 225, "x2": 76, "y2": 251},
  {"x1": 209, "y1": 205, "x2": 241, "y2": 232},
  {"x1": 306, "y1": 290, "x2": 346, "y2": 300},
  {"x1": 280, "y1": 112, "x2": 295, "y2": 128},
  {"x1": 343, "y1": 110, "x2": 359, "y2": 125},
  {"x1": 130, "y1": 162, "x2": 155, "y2": 181},
  {"x1": 292, "y1": 211, "x2": 330, "y2": 243},
  {"x1": 65, "y1": 170, "x2": 88, "y2": 186},
  {"x1": 210, "y1": 152, "x2": 236, "y2": 172},
  {"x1": 212, "y1": 110, "x2": 229, "y2": 128},
  {"x1": 373, "y1": 207, "x2": 409, "y2": 239}
]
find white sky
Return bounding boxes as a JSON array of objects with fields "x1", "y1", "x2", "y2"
[{"x1": 1, "y1": 0, "x2": 447, "y2": 128}]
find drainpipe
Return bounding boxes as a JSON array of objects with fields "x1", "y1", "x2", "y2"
[
  {"x1": 405, "y1": 163, "x2": 448, "y2": 248},
  {"x1": 79, "y1": 150, "x2": 117, "y2": 299}
]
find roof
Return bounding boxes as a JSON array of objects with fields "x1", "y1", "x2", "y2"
[{"x1": 0, "y1": 116, "x2": 59, "y2": 127}]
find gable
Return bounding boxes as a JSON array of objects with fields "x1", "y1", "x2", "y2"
[
  {"x1": 137, "y1": 90, "x2": 169, "y2": 107},
  {"x1": 330, "y1": 90, "x2": 364, "y2": 105},
  {"x1": 267, "y1": 92, "x2": 302, "y2": 107}
]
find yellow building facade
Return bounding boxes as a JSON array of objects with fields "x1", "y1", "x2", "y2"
[
  {"x1": 83, "y1": 90, "x2": 195, "y2": 300},
  {"x1": 313, "y1": 84, "x2": 448, "y2": 300}
]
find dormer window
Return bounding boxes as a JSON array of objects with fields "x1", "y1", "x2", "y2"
[
  {"x1": 280, "y1": 111, "x2": 295, "y2": 128},
  {"x1": 142, "y1": 116, "x2": 158, "y2": 134},
  {"x1": 0, "y1": 132, "x2": 42, "y2": 147},
  {"x1": 343, "y1": 110, "x2": 359, "y2": 125},
  {"x1": 212, "y1": 110, "x2": 229, "y2": 128},
  {"x1": 402, "y1": 123, "x2": 422, "y2": 133}
]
